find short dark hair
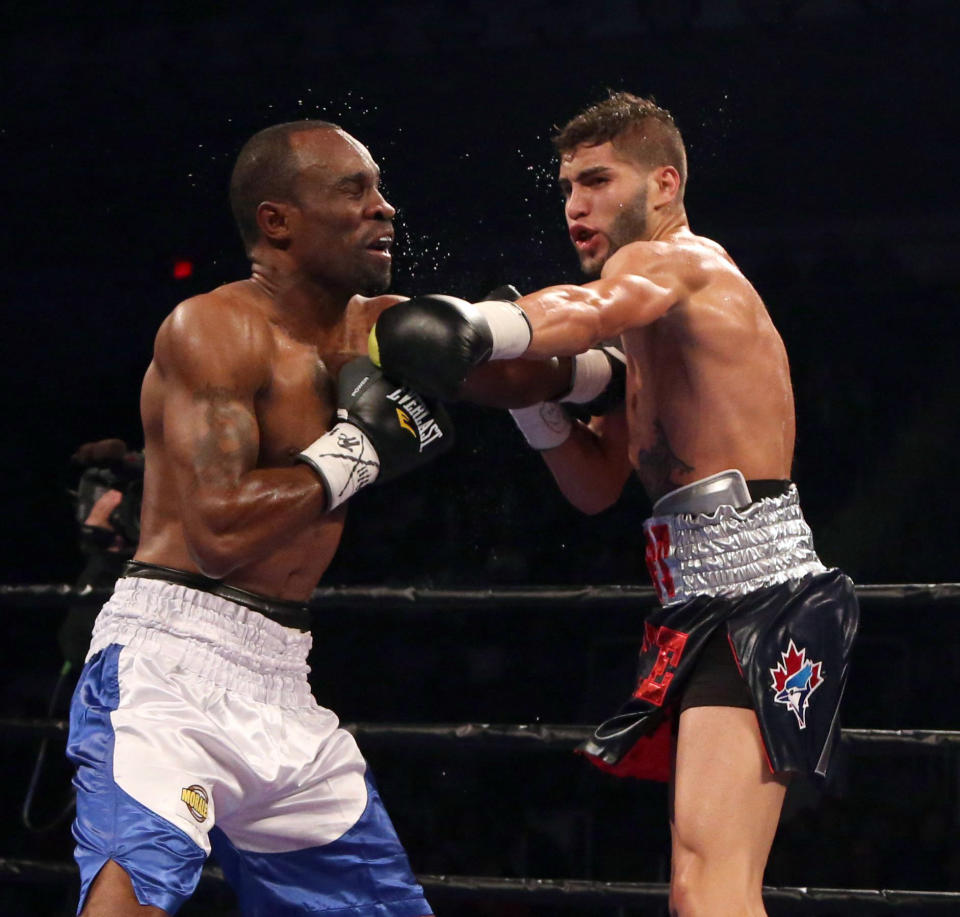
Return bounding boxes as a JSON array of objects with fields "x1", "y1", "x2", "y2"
[
  {"x1": 229, "y1": 119, "x2": 340, "y2": 252},
  {"x1": 552, "y1": 92, "x2": 687, "y2": 193}
]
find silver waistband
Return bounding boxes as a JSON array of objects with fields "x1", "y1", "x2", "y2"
[
  {"x1": 652, "y1": 469, "x2": 753, "y2": 515},
  {"x1": 644, "y1": 475, "x2": 826, "y2": 606}
]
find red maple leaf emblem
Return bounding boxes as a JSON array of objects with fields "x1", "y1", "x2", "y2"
[
  {"x1": 773, "y1": 642, "x2": 821, "y2": 691},
  {"x1": 770, "y1": 640, "x2": 825, "y2": 729}
]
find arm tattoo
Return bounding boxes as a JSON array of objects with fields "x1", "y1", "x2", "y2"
[
  {"x1": 193, "y1": 386, "x2": 256, "y2": 485},
  {"x1": 635, "y1": 419, "x2": 693, "y2": 500}
]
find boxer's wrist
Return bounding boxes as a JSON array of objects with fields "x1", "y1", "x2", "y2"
[
  {"x1": 472, "y1": 300, "x2": 532, "y2": 360},
  {"x1": 560, "y1": 345, "x2": 627, "y2": 418},
  {"x1": 508, "y1": 402, "x2": 572, "y2": 450},
  {"x1": 561, "y1": 348, "x2": 614, "y2": 404},
  {"x1": 298, "y1": 422, "x2": 380, "y2": 511}
]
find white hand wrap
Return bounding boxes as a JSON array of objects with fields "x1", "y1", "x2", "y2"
[
  {"x1": 473, "y1": 300, "x2": 533, "y2": 359},
  {"x1": 297, "y1": 422, "x2": 380, "y2": 510},
  {"x1": 508, "y1": 402, "x2": 572, "y2": 451},
  {"x1": 562, "y1": 346, "x2": 624, "y2": 404}
]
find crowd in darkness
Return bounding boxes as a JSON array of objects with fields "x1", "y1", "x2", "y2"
[
  {"x1": 5, "y1": 3, "x2": 959, "y2": 590},
  {"x1": 3, "y1": 2, "x2": 959, "y2": 913}
]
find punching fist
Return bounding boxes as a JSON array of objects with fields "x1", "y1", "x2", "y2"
[
  {"x1": 369, "y1": 294, "x2": 532, "y2": 400},
  {"x1": 298, "y1": 357, "x2": 454, "y2": 510}
]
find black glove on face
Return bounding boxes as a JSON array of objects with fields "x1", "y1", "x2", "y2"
[{"x1": 369, "y1": 294, "x2": 532, "y2": 400}]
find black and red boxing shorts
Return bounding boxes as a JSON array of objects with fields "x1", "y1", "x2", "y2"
[{"x1": 578, "y1": 568, "x2": 859, "y2": 782}]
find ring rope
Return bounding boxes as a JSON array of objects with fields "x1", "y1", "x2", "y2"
[
  {"x1": 2, "y1": 582, "x2": 959, "y2": 609},
  {"x1": 421, "y1": 876, "x2": 960, "y2": 910},
  {"x1": 3, "y1": 717, "x2": 959, "y2": 751},
  {"x1": 4, "y1": 582, "x2": 958, "y2": 910},
  {"x1": 1, "y1": 857, "x2": 958, "y2": 912}
]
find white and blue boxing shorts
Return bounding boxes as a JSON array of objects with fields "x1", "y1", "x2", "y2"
[{"x1": 67, "y1": 575, "x2": 432, "y2": 916}]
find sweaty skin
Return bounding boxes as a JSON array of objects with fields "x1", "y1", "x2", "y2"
[
  {"x1": 461, "y1": 136, "x2": 798, "y2": 917},
  {"x1": 136, "y1": 287, "x2": 401, "y2": 599},
  {"x1": 521, "y1": 232, "x2": 795, "y2": 500},
  {"x1": 468, "y1": 140, "x2": 795, "y2": 504},
  {"x1": 134, "y1": 127, "x2": 401, "y2": 601}
]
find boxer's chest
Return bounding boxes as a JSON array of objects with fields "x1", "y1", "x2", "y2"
[{"x1": 256, "y1": 345, "x2": 338, "y2": 467}]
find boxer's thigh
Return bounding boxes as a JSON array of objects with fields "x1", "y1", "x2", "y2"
[
  {"x1": 671, "y1": 705, "x2": 788, "y2": 882},
  {"x1": 69, "y1": 644, "x2": 219, "y2": 913},
  {"x1": 211, "y1": 724, "x2": 431, "y2": 916}
]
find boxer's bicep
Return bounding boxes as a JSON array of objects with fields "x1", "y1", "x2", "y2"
[
  {"x1": 584, "y1": 273, "x2": 679, "y2": 338},
  {"x1": 155, "y1": 301, "x2": 266, "y2": 517},
  {"x1": 520, "y1": 276, "x2": 677, "y2": 357},
  {"x1": 167, "y1": 383, "x2": 260, "y2": 493}
]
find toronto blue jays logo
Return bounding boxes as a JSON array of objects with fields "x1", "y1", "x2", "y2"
[{"x1": 770, "y1": 640, "x2": 824, "y2": 729}]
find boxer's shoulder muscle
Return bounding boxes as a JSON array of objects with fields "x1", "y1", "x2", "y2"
[
  {"x1": 602, "y1": 239, "x2": 712, "y2": 309},
  {"x1": 154, "y1": 285, "x2": 273, "y2": 390},
  {"x1": 654, "y1": 237, "x2": 767, "y2": 348}
]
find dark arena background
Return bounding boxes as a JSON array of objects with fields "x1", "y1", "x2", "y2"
[{"x1": 3, "y1": 1, "x2": 960, "y2": 914}]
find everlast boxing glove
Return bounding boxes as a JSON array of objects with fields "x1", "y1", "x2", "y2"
[
  {"x1": 369, "y1": 294, "x2": 532, "y2": 400},
  {"x1": 298, "y1": 357, "x2": 454, "y2": 510}
]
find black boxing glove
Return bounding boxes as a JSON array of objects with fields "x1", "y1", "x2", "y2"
[
  {"x1": 297, "y1": 357, "x2": 454, "y2": 510},
  {"x1": 369, "y1": 294, "x2": 532, "y2": 400},
  {"x1": 482, "y1": 283, "x2": 522, "y2": 302}
]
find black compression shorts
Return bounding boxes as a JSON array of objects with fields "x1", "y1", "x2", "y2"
[{"x1": 679, "y1": 627, "x2": 753, "y2": 712}]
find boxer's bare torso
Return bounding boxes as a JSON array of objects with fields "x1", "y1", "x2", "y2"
[
  {"x1": 136, "y1": 281, "x2": 399, "y2": 599},
  {"x1": 609, "y1": 233, "x2": 795, "y2": 500},
  {"x1": 511, "y1": 137, "x2": 796, "y2": 503}
]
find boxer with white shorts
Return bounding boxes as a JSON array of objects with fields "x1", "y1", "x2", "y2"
[{"x1": 67, "y1": 121, "x2": 448, "y2": 916}]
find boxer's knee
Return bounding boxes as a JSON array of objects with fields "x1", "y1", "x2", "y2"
[{"x1": 669, "y1": 847, "x2": 766, "y2": 917}]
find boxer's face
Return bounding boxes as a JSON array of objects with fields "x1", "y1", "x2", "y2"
[
  {"x1": 286, "y1": 129, "x2": 396, "y2": 295},
  {"x1": 559, "y1": 141, "x2": 650, "y2": 277}
]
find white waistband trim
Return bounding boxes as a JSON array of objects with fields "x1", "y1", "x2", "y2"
[
  {"x1": 643, "y1": 484, "x2": 826, "y2": 606},
  {"x1": 87, "y1": 576, "x2": 315, "y2": 707}
]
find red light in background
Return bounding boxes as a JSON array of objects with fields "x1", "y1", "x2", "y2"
[{"x1": 172, "y1": 259, "x2": 194, "y2": 279}]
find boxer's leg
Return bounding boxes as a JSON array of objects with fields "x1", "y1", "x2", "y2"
[
  {"x1": 80, "y1": 860, "x2": 169, "y2": 916},
  {"x1": 68, "y1": 641, "x2": 214, "y2": 915},
  {"x1": 668, "y1": 704, "x2": 788, "y2": 917},
  {"x1": 210, "y1": 725, "x2": 432, "y2": 916}
]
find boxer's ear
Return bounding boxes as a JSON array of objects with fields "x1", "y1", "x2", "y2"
[
  {"x1": 650, "y1": 166, "x2": 681, "y2": 207},
  {"x1": 257, "y1": 200, "x2": 294, "y2": 246}
]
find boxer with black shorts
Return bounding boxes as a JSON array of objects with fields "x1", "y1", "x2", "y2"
[
  {"x1": 66, "y1": 121, "x2": 445, "y2": 916},
  {"x1": 369, "y1": 93, "x2": 859, "y2": 917}
]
